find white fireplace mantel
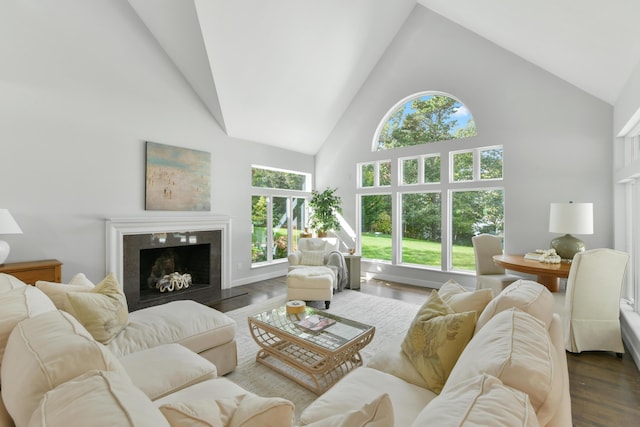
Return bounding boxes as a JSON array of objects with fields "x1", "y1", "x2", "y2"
[{"x1": 106, "y1": 216, "x2": 232, "y2": 289}]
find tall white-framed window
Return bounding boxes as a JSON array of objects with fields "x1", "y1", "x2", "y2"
[
  {"x1": 251, "y1": 166, "x2": 310, "y2": 266},
  {"x1": 617, "y1": 132, "x2": 640, "y2": 312}
]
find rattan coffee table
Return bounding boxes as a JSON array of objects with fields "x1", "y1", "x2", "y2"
[{"x1": 248, "y1": 306, "x2": 375, "y2": 394}]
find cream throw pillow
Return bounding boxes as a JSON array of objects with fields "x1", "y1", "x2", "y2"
[
  {"x1": 65, "y1": 272, "x2": 128, "y2": 344},
  {"x1": 159, "y1": 394, "x2": 295, "y2": 427},
  {"x1": 36, "y1": 273, "x2": 95, "y2": 310},
  {"x1": 438, "y1": 279, "x2": 493, "y2": 315},
  {"x1": 300, "y1": 250, "x2": 326, "y2": 266},
  {"x1": 401, "y1": 290, "x2": 476, "y2": 394},
  {"x1": 302, "y1": 393, "x2": 393, "y2": 427}
]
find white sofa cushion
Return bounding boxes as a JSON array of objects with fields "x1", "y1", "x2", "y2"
[
  {"x1": 119, "y1": 343, "x2": 217, "y2": 401},
  {"x1": 28, "y1": 370, "x2": 169, "y2": 427},
  {"x1": 475, "y1": 280, "x2": 554, "y2": 333},
  {"x1": 35, "y1": 272, "x2": 95, "y2": 309},
  {"x1": 300, "y1": 367, "x2": 436, "y2": 427},
  {"x1": 159, "y1": 394, "x2": 295, "y2": 427},
  {"x1": 1, "y1": 310, "x2": 127, "y2": 427},
  {"x1": 0, "y1": 285, "x2": 55, "y2": 379},
  {"x1": 366, "y1": 335, "x2": 429, "y2": 389},
  {"x1": 302, "y1": 393, "x2": 393, "y2": 427},
  {"x1": 153, "y1": 378, "x2": 255, "y2": 407},
  {"x1": 444, "y1": 309, "x2": 563, "y2": 426},
  {"x1": 107, "y1": 300, "x2": 235, "y2": 357},
  {"x1": 411, "y1": 374, "x2": 540, "y2": 427}
]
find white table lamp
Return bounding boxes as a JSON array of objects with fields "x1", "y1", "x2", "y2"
[
  {"x1": 0, "y1": 209, "x2": 23, "y2": 264},
  {"x1": 549, "y1": 202, "x2": 593, "y2": 260}
]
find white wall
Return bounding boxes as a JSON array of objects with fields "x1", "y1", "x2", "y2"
[
  {"x1": 0, "y1": 2, "x2": 617, "y2": 291},
  {"x1": 0, "y1": 0, "x2": 313, "y2": 284},
  {"x1": 316, "y1": 6, "x2": 614, "y2": 288}
]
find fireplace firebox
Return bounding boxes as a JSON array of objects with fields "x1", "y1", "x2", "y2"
[
  {"x1": 106, "y1": 217, "x2": 233, "y2": 312},
  {"x1": 123, "y1": 230, "x2": 221, "y2": 311}
]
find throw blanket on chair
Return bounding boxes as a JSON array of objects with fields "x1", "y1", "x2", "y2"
[{"x1": 327, "y1": 251, "x2": 348, "y2": 291}]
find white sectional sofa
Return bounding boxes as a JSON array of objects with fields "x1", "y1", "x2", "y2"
[
  {"x1": 299, "y1": 280, "x2": 572, "y2": 427},
  {"x1": 0, "y1": 273, "x2": 295, "y2": 427},
  {"x1": 32, "y1": 273, "x2": 238, "y2": 376}
]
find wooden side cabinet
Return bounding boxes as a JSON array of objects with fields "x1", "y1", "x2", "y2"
[
  {"x1": 343, "y1": 254, "x2": 361, "y2": 290},
  {"x1": 0, "y1": 259, "x2": 62, "y2": 285}
]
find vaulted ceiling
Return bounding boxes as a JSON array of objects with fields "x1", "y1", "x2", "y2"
[{"x1": 128, "y1": 0, "x2": 640, "y2": 155}]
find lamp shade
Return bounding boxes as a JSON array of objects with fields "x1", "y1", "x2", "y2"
[
  {"x1": 0, "y1": 209, "x2": 22, "y2": 235},
  {"x1": 549, "y1": 202, "x2": 593, "y2": 235}
]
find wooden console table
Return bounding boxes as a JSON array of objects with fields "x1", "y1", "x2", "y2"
[
  {"x1": 0, "y1": 259, "x2": 62, "y2": 284},
  {"x1": 493, "y1": 254, "x2": 570, "y2": 292}
]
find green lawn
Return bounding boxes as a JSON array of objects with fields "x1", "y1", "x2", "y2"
[
  {"x1": 253, "y1": 227, "x2": 476, "y2": 270},
  {"x1": 361, "y1": 233, "x2": 475, "y2": 271}
]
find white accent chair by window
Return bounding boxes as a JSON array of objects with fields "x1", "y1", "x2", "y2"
[
  {"x1": 287, "y1": 238, "x2": 339, "y2": 309},
  {"x1": 471, "y1": 234, "x2": 520, "y2": 297},
  {"x1": 555, "y1": 248, "x2": 629, "y2": 355}
]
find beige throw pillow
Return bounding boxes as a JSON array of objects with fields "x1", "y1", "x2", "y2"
[
  {"x1": 65, "y1": 272, "x2": 128, "y2": 344},
  {"x1": 401, "y1": 290, "x2": 476, "y2": 394},
  {"x1": 438, "y1": 279, "x2": 493, "y2": 315},
  {"x1": 302, "y1": 393, "x2": 393, "y2": 427}
]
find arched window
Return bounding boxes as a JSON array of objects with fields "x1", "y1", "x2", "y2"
[
  {"x1": 374, "y1": 92, "x2": 476, "y2": 151},
  {"x1": 358, "y1": 92, "x2": 504, "y2": 274}
]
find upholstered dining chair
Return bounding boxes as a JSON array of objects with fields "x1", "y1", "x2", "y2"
[
  {"x1": 471, "y1": 234, "x2": 521, "y2": 297},
  {"x1": 556, "y1": 248, "x2": 629, "y2": 355}
]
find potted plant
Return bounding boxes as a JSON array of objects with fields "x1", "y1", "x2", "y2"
[{"x1": 308, "y1": 187, "x2": 342, "y2": 237}]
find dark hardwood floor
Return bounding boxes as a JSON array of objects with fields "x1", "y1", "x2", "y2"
[{"x1": 211, "y1": 276, "x2": 640, "y2": 427}]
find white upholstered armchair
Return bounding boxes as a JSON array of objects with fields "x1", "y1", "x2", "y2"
[
  {"x1": 288, "y1": 237, "x2": 339, "y2": 271},
  {"x1": 557, "y1": 248, "x2": 629, "y2": 355}
]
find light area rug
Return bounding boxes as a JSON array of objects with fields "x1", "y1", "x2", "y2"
[{"x1": 223, "y1": 290, "x2": 424, "y2": 421}]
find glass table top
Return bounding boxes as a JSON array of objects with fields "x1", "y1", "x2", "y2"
[{"x1": 250, "y1": 306, "x2": 373, "y2": 351}]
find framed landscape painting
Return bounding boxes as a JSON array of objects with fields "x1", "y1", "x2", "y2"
[{"x1": 145, "y1": 141, "x2": 211, "y2": 211}]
